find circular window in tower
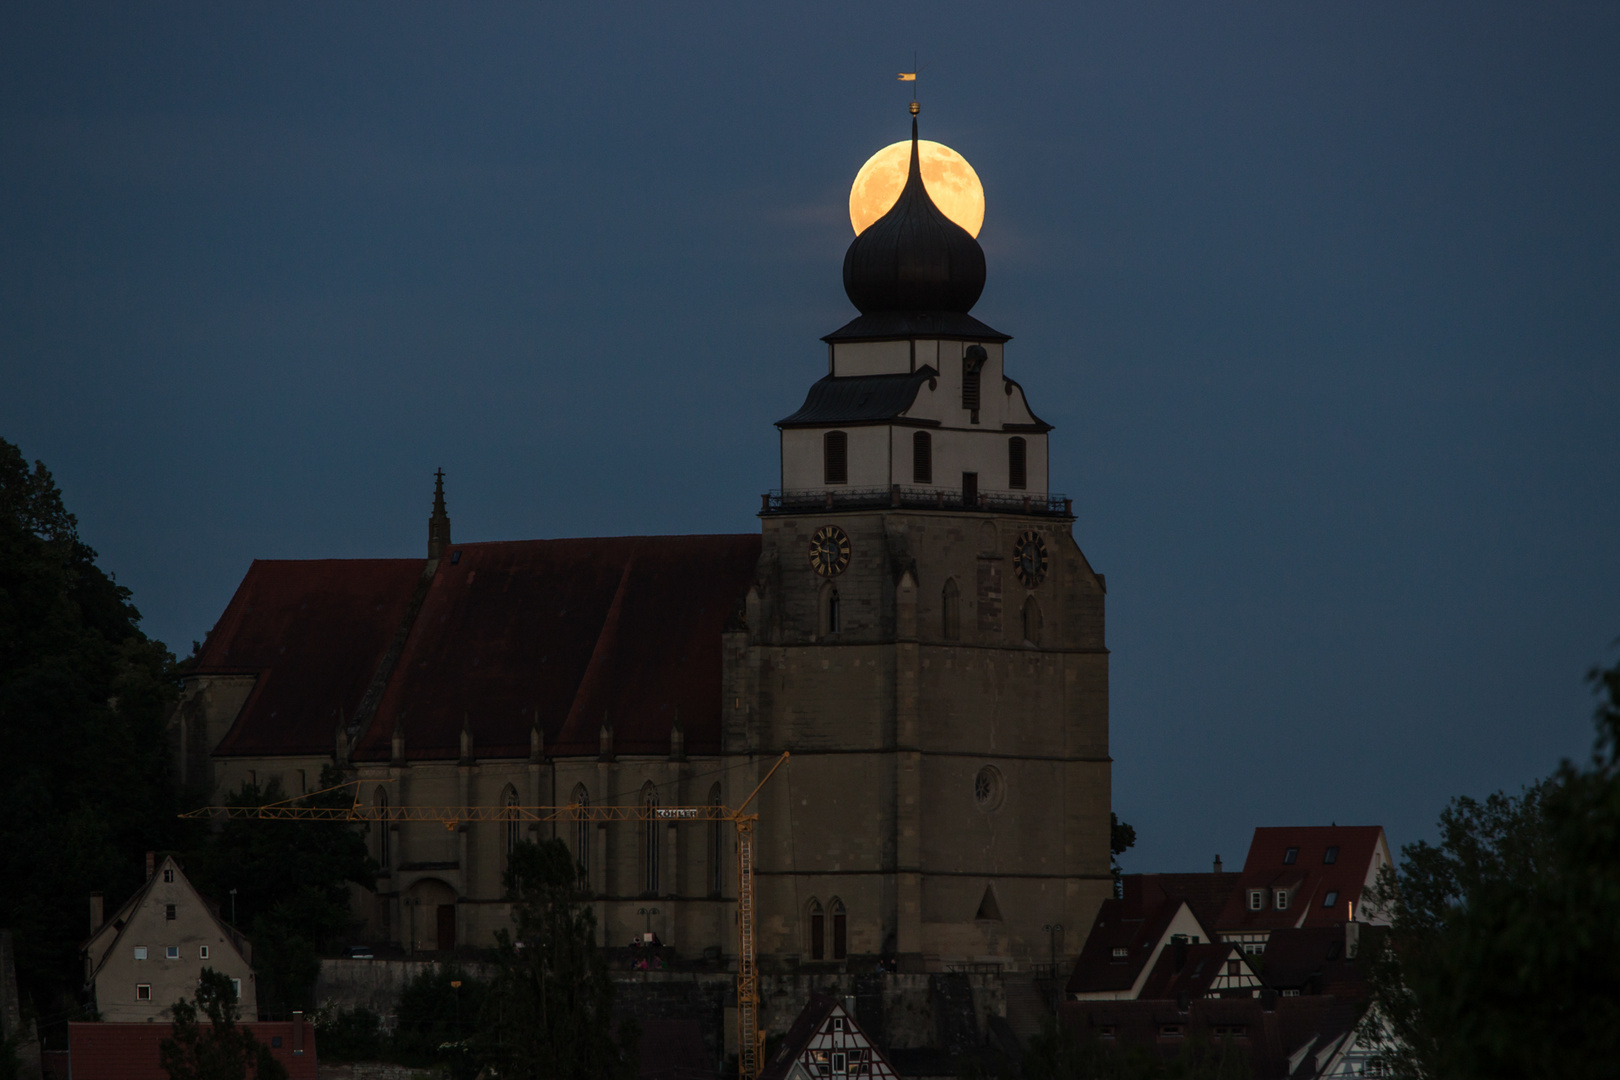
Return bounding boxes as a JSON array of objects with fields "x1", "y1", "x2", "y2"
[{"x1": 974, "y1": 765, "x2": 1005, "y2": 811}]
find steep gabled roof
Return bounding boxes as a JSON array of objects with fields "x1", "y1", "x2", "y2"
[
  {"x1": 759, "y1": 994, "x2": 897, "y2": 1080},
  {"x1": 196, "y1": 559, "x2": 427, "y2": 757},
  {"x1": 1067, "y1": 878, "x2": 1216, "y2": 998},
  {"x1": 1135, "y1": 942, "x2": 1254, "y2": 1002},
  {"x1": 1216, "y1": 827, "x2": 1390, "y2": 933},
  {"x1": 82, "y1": 856, "x2": 249, "y2": 983},
  {"x1": 351, "y1": 534, "x2": 761, "y2": 761}
]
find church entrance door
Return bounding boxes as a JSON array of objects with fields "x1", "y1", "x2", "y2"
[{"x1": 437, "y1": 904, "x2": 456, "y2": 951}]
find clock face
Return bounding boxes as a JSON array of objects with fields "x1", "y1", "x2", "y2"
[
  {"x1": 808, "y1": 525, "x2": 852, "y2": 578},
  {"x1": 1014, "y1": 530, "x2": 1048, "y2": 587}
]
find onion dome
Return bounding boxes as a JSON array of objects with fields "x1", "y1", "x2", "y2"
[{"x1": 842, "y1": 116, "x2": 987, "y2": 315}]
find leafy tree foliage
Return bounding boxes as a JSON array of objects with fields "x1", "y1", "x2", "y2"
[
  {"x1": 1363, "y1": 651, "x2": 1620, "y2": 1079},
  {"x1": 184, "y1": 769, "x2": 376, "y2": 1017},
  {"x1": 0, "y1": 438, "x2": 192, "y2": 1016},
  {"x1": 1110, "y1": 813, "x2": 1137, "y2": 892},
  {"x1": 159, "y1": 968, "x2": 288, "y2": 1080},
  {"x1": 477, "y1": 839, "x2": 637, "y2": 1080}
]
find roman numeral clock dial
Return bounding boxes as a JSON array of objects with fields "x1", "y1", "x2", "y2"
[{"x1": 809, "y1": 525, "x2": 851, "y2": 577}]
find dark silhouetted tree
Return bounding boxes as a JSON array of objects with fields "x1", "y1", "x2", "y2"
[{"x1": 160, "y1": 968, "x2": 288, "y2": 1080}]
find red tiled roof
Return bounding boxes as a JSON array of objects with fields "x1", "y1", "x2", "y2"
[
  {"x1": 1135, "y1": 942, "x2": 1239, "y2": 1001},
  {"x1": 68, "y1": 1021, "x2": 317, "y2": 1079},
  {"x1": 341, "y1": 534, "x2": 762, "y2": 760},
  {"x1": 1215, "y1": 827, "x2": 1388, "y2": 933},
  {"x1": 197, "y1": 559, "x2": 426, "y2": 757},
  {"x1": 1067, "y1": 876, "x2": 1212, "y2": 996}
]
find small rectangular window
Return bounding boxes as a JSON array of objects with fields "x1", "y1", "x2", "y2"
[
  {"x1": 962, "y1": 471, "x2": 978, "y2": 508},
  {"x1": 1111, "y1": 946, "x2": 1129, "y2": 959},
  {"x1": 1323, "y1": 845, "x2": 1340, "y2": 864},
  {"x1": 199, "y1": 946, "x2": 209, "y2": 959},
  {"x1": 1283, "y1": 846, "x2": 1298, "y2": 865},
  {"x1": 163, "y1": 868, "x2": 175, "y2": 883},
  {"x1": 823, "y1": 431, "x2": 848, "y2": 485},
  {"x1": 231, "y1": 978, "x2": 241, "y2": 999},
  {"x1": 136, "y1": 984, "x2": 151, "y2": 1001},
  {"x1": 832, "y1": 1017, "x2": 844, "y2": 1032},
  {"x1": 1008, "y1": 437, "x2": 1027, "y2": 490},
  {"x1": 166, "y1": 946, "x2": 179, "y2": 960},
  {"x1": 1275, "y1": 890, "x2": 1290, "y2": 911},
  {"x1": 1248, "y1": 890, "x2": 1264, "y2": 911},
  {"x1": 165, "y1": 904, "x2": 176, "y2": 920},
  {"x1": 1323, "y1": 890, "x2": 1339, "y2": 908},
  {"x1": 833, "y1": 1051, "x2": 847, "y2": 1074},
  {"x1": 1226, "y1": 959, "x2": 1240, "y2": 975},
  {"x1": 134, "y1": 946, "x2": 148, "y2": 961},
  {"x1": 1159, "y1": 1025, "x2": 1183, "y2": 1039}
]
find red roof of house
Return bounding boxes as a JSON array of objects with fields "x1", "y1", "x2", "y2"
[
  {"x1": 1215, "y1": 827, "x2": 1389, "y2": 933},
  {"x1": 196, "y1": 558, "x2": 427, "y2": 757},
  {"x1": 198, "y1": 535, "x2": 762, "y2": 762},
  {"x1": 1067, "y1": 874, "x2": 1217, "y2": 996},
  {"x1": 1135, "y1": 942, "x2": 1243, "y2": 1001},
  {"x1": 68, "y1": 1021, "x2": 317, "y2": 1079}
]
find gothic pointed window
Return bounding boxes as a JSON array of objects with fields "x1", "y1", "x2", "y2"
[
  {"x1": 707, "y1": 783, "x2": 724, "y2": 898},
  {"x1": 808, "y1": 899, "x2": 825, "y2": 960},
  {"x1": 913, "y1": 431, "x2": 932, "y2": 484},
  {"x1": 824, "y1": 431, "x2": 848, "y2": 485},
  {"x1": 830, "y1": 898, "x2": 848, "y2": 960},
  {"x1": 821, "y1": 582, "x2": 842, "y2": 636},
  {"x1": 1008, "y1": 437, "x2": 1027, "y2": 490},
  {"x1": 572, "y1": 784, "x2": 591, "y2": 887},
  {"x1": 1022, "y1": 594, "x2": 1042, "y2": 647},
  {"x1": 374, "y1": 789, "x2": 390, "y2": 868},
  {"x1": 643, "y1": 782, "x2": 660, "y2": 896},
  {"x1": 942, "y1": 578, "x2": 961, "y2": 641},
  {"x1": 502, "y1": 785, "x2": 521, "y2": 858}
]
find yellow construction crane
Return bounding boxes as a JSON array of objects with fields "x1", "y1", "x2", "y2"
[{"x1": 183, "y1": 751, "x2": 790, "y2": 1079}]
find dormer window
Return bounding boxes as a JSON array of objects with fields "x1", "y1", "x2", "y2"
[
  {"x1": 824, "y1": 431, "x2": 848, "y2": 485},
  {"x1": 1323, "y1": 890, "x2": 1339, "y2": 908},
  {"x1": 1283, "y1": 847, "x2": 1299, "y2": 865},
  {"x1": 1275, "y1": 889, "x2": 1290, "y2": 911},
  {"x1": 1111, "y1": 946, "x2": 1128, "y2": 959},
  {"x1": 1248, "y1": 890, "x2": 1264, "y2": 911}
]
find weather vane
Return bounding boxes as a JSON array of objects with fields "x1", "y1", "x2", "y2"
[{"x1": 898, "y1": 52, "x2": 922, "y2": 114}]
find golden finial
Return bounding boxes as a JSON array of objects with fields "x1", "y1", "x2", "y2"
[{"x1": 909, "y1": 101, "x2": 920, "y2": 116}]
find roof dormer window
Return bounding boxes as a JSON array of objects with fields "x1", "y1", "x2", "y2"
[
  {"x1": 1248, "y1": 890, "x2": 1264, "y2": 911},
  {"x1": 1274, "y1": 889, "x2": 1290, "y2": 911},
  {"x1": 1283, "y1": 847, "x2": 1298, "y2": 865}
]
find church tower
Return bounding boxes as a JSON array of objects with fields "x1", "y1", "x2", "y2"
[{"x1": 731, "y1": 109, "x2": 1113, "y2": 972}]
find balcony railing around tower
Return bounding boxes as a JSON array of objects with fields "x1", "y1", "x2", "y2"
[{"x1": 761, "y1": 486, "x2": 1073, "y2": 518}]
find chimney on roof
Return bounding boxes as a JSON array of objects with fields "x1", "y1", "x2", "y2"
[
  {"x1": 459, "y1": 713, "x2": 475, "y2": 764},
  {"x1": 428, "y1": 468, "x2": 452, "y2": 559},
  {"x1": 145, "y1": 851, "x2": 155, "y2": 880},
  {"x1": 599, "y1": 722, "x2": 614, "y2": 763},
  {"x1": 669, "y1": 710, "x2": 685, "y2": 762},
  {"x1": 391, "y1": 717, "x2": 405, "y2": 766},
  {"x1": 530, "y1": 718, "x2": 544, "y2": 764},
  {"x1": 1213, "y1": 854, "x2": 1222, "y2": 874},
  {"x1": 90, "y1": 893, "x2": 104, "y2": 934}
]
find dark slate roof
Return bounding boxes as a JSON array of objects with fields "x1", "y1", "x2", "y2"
[
  {"x1": 1058, "y1": 997, "x2": 1365, "y2": 1080},
  {"x1": 201, "y1": 535, "x2": 761, "y2": 762},
  {"x1": 197, "y1": 559, "x2": 429, "y2": 757},
  {"x1": 1215, "y1": 827, "x2": 1387, "y2": 933},
  {"x1": 821, "y1": 311, "x2": 1010, "y2": 344},
  {"x1": 1067, "y1": 892, "x2": 1195, "y2": 996},
  {"x1": 1135, "y1": 942, "x2": 1240, "y2": 1002},
  {"x1": 1138, "y1": 872, "x2": 1243, "y2": 934},
  {"x1": 1259, "y1": 925, "x2": 1382, "y2": 998},
  {"x1": 776, "y1": 368, "x2": 938, "y2": 428}
]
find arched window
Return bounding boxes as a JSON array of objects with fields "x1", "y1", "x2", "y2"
[
  {"x1": 823, "y1": 431, "x2": 848, "y2": 485},
  {"x1": 828, "y1": 588, "x2": 840, "y2": 634},
  {"x1": 707, "y1": 783, "x2": 724, "y2": 898},
  {"x1": 1022, "y1": 594, "x2": 1043, "y2": 647},
  {"x1": 808, "y1": 899, "x2": 825, "y2": 960},
  {"x1": 374, "y1": 788, "x2": 390, "y2": 868},
  {"x1": 643, "y1": 782, "x2": 660, "y2": 896},
  {"x1": 912, "y1": 431, "x2": 932, "y2": 484},
  {"x1": 820, "y1": 582, "x2": 841, "y2": 637},
  {"x1": 942, "y1": 578, "x2": 961, "y2": 642},
  {"x1": 572, "y1": 784, "x2": 590, "y2": 887},
  {"x1": 502, "y1": 785, "x2": 521, "y2": 858},
  {"x1": 829, "y1": 898, "x2": 848, "y2": 960},
  {"x1": 1008, "y1": 437, "x2": 1027, "y2": 490}
]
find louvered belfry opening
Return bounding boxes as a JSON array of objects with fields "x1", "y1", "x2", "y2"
[
  {"x1": 962, "y1": 357, "x2": 981, "y2": 415},
  {"x1": 1008, "y1": 436, "x2": 1027, "y2": 490},
  {"x1": 824, "y1": 430, "x2": 848, "y2": 484},
  {"x1": 913, "y1": 430, "x2": 933, "y2": 484}
]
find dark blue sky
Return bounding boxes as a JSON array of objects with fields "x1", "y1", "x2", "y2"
[{"x1": 4, "y1": 2, "x2": 1617, "y2": 874}]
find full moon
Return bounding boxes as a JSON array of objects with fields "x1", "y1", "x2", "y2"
[{"x1": 849, "y1": 139, "x2": 985, "y2": 238}]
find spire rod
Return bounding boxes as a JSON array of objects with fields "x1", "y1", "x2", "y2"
[{"x1": 428, "y1": 468, "x2": 452, "y2": 559}]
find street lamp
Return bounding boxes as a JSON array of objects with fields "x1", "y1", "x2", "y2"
[
  {"x1": 450, "y1": 979, "x2": 462, "y2": 1033},
  {"x1": 637, "y1": 907, "x2": 660, "y2": 936}
]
